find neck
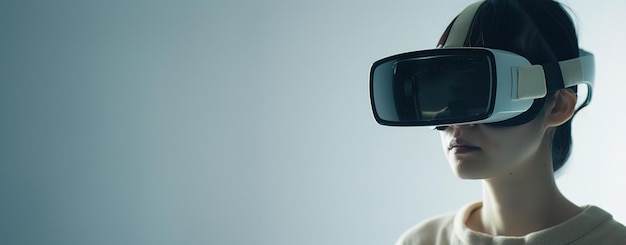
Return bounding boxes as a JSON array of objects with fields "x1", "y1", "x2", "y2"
[{"x1": 467, "y1": 152, "x2": 582, "y2": 236}]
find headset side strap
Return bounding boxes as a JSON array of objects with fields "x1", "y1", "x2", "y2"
[
  {"x1": 560, "y1": 50, "x2": 595, "y2": 88},
  {"x1": 517, "y1": 50, "x2": 595, "y2": 100},
  {"x1": 543, "y1": 62, "x2": 565, "y2": 91},
  {"x1": 517, "y1": 65, "x2": 547, "y2": 100}
]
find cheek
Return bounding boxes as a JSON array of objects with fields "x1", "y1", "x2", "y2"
[{"x1": 484, "y1": 126, "x2": 543, "y2": 161}]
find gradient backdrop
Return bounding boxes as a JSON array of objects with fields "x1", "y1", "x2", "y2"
[{"x1": 1, "y1": 0, "x2": 624, "y2": 244}]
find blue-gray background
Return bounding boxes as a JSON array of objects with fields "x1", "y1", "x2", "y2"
[{"x1": 1, "y1": 0, "x2": 624, "y2": 244}]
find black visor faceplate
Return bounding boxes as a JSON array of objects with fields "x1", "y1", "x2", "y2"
[{"x1": 370, "y1": 49, "x2": 497, "y2": 126}]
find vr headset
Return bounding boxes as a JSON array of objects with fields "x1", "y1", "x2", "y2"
[
  {"x1": 369, "y1": 47, "x2": 595, "y2": 127},
  {"x1": 369, "y1": 1, "x2": 594, "y2": 128}
]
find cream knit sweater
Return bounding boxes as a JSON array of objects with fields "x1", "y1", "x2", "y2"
[{"x1": 396, "y1": 202, "x2": 626, "y2": 245}]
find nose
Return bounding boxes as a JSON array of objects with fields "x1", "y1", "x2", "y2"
[
  {"x1": 452, "y1": 124, "x2": 477, "y2": 128},
  {"x1": 436, "y1": 123, "x2": 476, "y2": 131},
  {"x1": 437, "y1": 124, "x2": 477, "y2": 137},
  {"x1": 451, "y1": 124, "x2": 471, "y2": 138}
]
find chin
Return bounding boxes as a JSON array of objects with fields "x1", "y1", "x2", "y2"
[
  {"x1": 454, "y1": 171, "x2": 486, "y2": 180},
  {"x1": 451, "y1": 160, "x2": 491, "y2": 180}
]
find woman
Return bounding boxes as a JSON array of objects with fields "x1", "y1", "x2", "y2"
[{"x1": 369, "y1": 0, "x2": 626, "y2": 244}]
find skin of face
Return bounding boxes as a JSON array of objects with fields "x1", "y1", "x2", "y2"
[
  {"x1": 439, "y1": 117, "x2": 549, "y2": 180},
  {"x1": 437, "y1": 90, "x2": 582, "y2": 236}
]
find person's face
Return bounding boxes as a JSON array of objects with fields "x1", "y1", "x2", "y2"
[{"x1": 438, "y1": 119, "x2": 548, "y2": 179}]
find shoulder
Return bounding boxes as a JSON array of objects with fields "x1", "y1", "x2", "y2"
[
  {"x1": 577, "y1": 206, "x2": 626, "y2": 244},
  {"x1": 540, "y1": 205, "x2": 626, "y2": 244},
  {"x1": 395, "y1": 212, "x2": 457, "y2": 245}
]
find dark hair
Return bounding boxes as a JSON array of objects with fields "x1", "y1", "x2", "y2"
[{"x1": 438, "y1": 0, "x2": 579, "y2": 172}]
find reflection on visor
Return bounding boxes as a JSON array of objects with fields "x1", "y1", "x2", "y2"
[{"x1": 372, "y1": 53, "x2": 494, "y2": 125}]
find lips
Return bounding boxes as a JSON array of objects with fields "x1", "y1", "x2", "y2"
[{"x1": 448, "y1": 138, "x2": 480, "y2": 153}]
